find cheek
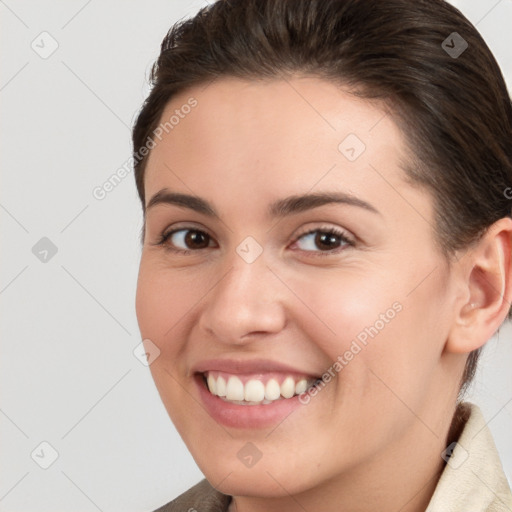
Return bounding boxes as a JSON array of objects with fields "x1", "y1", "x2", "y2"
[
  {"x1": 135, "y1": 260, "x2": 198, "y2": 354},
  {"x1": 290, "y1": 268, "x2": 401, "y2": 361},
  {"x1": 135, "y1": 262, "x2": 200, "y2": 422},
  {"x1": 294, "y1": 261, "x2": 449, "y2": 396}
]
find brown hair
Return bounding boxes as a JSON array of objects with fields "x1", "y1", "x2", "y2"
[{"x1": 132, "y1": 0, "x2": 512, "y2": 394}]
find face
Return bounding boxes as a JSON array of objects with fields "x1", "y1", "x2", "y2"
[{"x1": 135, "y1": 77, "x2": 462, "y2": 499}]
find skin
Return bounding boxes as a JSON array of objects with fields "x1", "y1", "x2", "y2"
[{"x1": 135, "y1": 77, "x2": 512, "y2": 512}]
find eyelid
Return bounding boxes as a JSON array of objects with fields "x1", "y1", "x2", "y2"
[
  {"x1": 293, "y1": 223, "x2": 354, "y2": 244},
  {"x1": 160, "y1": 222, "x2": 212, "y2": 239}
]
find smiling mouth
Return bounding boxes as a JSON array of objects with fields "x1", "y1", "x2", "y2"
[{"x1": 201, "y1": 371, "x2": 320, "y2": 405}]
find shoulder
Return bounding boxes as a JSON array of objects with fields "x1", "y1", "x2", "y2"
[
  {"x1": 426, "y1": 402, "x2": 512, "y2": 512},
  {"x1": 152, "y1": 479, "x2": 231, "y2": 512}
]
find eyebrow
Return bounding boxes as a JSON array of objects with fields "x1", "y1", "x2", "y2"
[{"x1": 145, "y1": 188, "x2": 380, "y2": 218}]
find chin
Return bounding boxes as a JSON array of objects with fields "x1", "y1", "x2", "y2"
[
  {"x1": 200, "y1": 461, "x2": 315, "y2": 498},
  {"x1": 185, "y1": 434, "x2": 337, "y2": 500}
]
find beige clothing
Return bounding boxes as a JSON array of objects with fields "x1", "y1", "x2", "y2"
[
  {"x1": 154, "y1": 402, "x2": 512, "y2": 511},
  {"x1": 425, "y1": 403, "x2": 511, "y2": 511}
]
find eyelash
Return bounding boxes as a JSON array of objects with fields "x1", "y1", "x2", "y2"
[{"x1": 154, "y1": 225, "x2": 355, "y2": 258}]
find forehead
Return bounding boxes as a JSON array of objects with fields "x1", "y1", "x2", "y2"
[{"x1": 143, "y1": 76, "x2": 423, "y2": 221}]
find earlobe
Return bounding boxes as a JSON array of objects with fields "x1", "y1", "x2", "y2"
[{"x1": 446, "y1": 217, "x2": 512, "y2": 355}]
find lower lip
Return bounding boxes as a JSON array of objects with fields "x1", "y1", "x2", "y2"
[{"x1": 195, "y1": 374, "x2": 306, "y2": 429}]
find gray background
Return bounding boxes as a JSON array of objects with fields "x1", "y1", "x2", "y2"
[{"x1": 1, "y1": 1, "x2": 511, "y2": 511}]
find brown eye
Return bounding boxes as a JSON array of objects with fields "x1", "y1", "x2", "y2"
[
  {"x1": 293, "y1": 227, "x2": 354, "y2": 256},
  {"x1": 181, "y1": 230, "x2": 210, "y2": 249},
  {"x1": 159, "y1": 228, "x2": 213, "y2": 252},
  {"x1": 315, "y1": 232, "x2": 343, "y2": 250}
]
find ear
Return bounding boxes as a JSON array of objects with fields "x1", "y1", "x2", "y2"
[{"x1": 446, "y1": 217, "x2": 512, "y2": 354}]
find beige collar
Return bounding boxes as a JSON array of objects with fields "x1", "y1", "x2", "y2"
[{"x1": 426, "y1": 402, "x2": 512, "y2": 511}]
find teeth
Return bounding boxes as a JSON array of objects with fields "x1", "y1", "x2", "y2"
[
  {"x1": 205, "y1": 373, "x2": 315, "y2": 404},
  {"x1": 207, "y1": 374, "x2": 217, "y2": 395},
  {"x1": 265, "y1": 379, "x2": 281, "y2": 401},
  {"x1": 216, "y1": 376, "x2": 227, "y2": 397},
  {"x1": 244, "y1": 380, "x2": 265, "y2": 402},
  {"x1": 226, "y1": 376, "x2": 244, "y2": 401},
  {"x1": 295, "y1": 379, "x2": 307, "y2": 394},
  {"x1": 281, "y1": 376, "x2": 295, "y2": 399}
]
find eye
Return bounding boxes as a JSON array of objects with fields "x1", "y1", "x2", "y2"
[
  {"x1": 153, "y1": 224, "x2": 354, "y2": 257},
  {"x1": 155, "y1": 227, "x2": 214, "y2": 254},
  {"x1": 291, "y1": 226, "x2": 354, "y2": 257}
]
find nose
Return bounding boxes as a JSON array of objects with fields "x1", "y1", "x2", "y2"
[{"x1": 198, "y1": 249, "x2": 287, "y2": 345}]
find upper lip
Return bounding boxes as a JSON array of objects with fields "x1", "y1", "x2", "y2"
[{"x1": 193, "y1": 358, "x2": 320, "y2": 378}]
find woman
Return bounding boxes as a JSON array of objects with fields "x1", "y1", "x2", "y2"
[{"x1": 132, "y1": 0, "x2": 512, "y2": 510}]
